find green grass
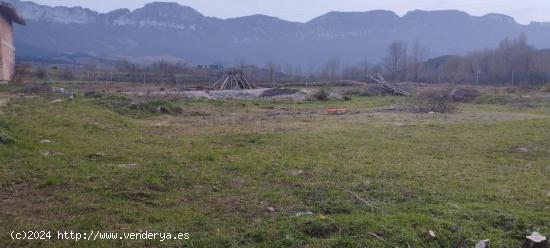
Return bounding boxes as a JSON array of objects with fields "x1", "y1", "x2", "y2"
[{"x1": 0, "y1": 93, "x2": 549, "y2": 247}]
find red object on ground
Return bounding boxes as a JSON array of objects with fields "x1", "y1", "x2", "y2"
[{"x1": 325, "y1": 108, "x2": 348, "y2": 114}]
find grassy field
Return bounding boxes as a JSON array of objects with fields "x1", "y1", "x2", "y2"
[{"x1": 1, "y1": 87, "x2": 549, "y2": 247}]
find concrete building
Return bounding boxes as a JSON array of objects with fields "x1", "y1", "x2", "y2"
[{"x1": 0, "y1": 2, "x2": 24, "y2": 82}]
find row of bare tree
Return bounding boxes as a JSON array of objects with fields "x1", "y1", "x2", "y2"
[
  {"x1": 380, "y1": 35, "x2": 550, "y2": 85},
  {"x1": 14, "y1": 60, "x2": 220, "y2": 85},
  {"x1": 14, "y1": 34, "x2": 550, "y2": 86}
]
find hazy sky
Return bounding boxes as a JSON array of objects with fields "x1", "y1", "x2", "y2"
[{"x1": 30, "y1": 0, "x2": 550, "y2": 24}]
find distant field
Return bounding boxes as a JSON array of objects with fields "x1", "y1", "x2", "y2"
[{"x1": 1, "y1": 85, "x2": 549, "y2": 247}]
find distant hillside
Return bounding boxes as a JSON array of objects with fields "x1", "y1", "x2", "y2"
[{"x1": 7, "y1": 0, "x2": 550, "y2": 66}]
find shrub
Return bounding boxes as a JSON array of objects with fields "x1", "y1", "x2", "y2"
[
  {"x1": 360, "y1": 85, "x2": 389, "y2": 96},
  {"x1": 13, "y1": 64, "x2": 31, "y2": 83},
  {"x1": 329, "y1": 238, "x2": 358, "y2": 248},
  {"x1": 0, "y1": 119, "x2": 9, "y2": 129},
  {"x1": 406, "y1": 92, "x2": 456, "y2": 113},
  {"x1": 90, "y1": 94, "x2": 183, "y2": 116},
  {"x1": 540, "y1": 84, "x2": 550, "y2": 92},
  {"x1": 130, "y1": 100, "x2": 184, "y2": 115},
  {"x1": 505, "y1": 86, "x2": 533, "y2": 94},
  {"x1": 260, "y1": 88, "x2": 299, "y2": 97},
  {"x1": 89, "y1": 92, "x2": 184, "y2": 116},
  {"x1": 449, "y1": 87, "x2": 480, "y2": 103},
  {"x1": 0, "y1": 131, "x2": 15, "y2": 145},
  {"x1": 311, "y1": 87, "x2": 330, "y2": 101},
  {"x1": 299, "y1": 219, "x2": 339, "y2": 238},
  {"x1": 35, "y1": 67, "x2": 49, "y2": 80},
  {"x1": 59, "y1": 67, "x2": 75, "y2": 81},
  {"x1": 188, "y1": 150, "x2": 217, "y2": 162},
  {"x1": 84, "y1": 91, "x2": 104, "y2": 98},
  {"x1": 93, "y1": 94, "x2": 133, "y2": 113},
  {"x1": 474, "y1": 93, "x2": 517, "y2": 105},
  {"x1": 14, "y1": 83, "x2": 52, "y2": 95}
]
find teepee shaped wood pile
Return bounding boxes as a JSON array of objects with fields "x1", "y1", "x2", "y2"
[{"x1": 212, "y1": 70, "x2": 256, "y2": 90}]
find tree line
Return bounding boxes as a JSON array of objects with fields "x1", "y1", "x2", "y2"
[
  {"x1": 379, "y1": 34, "x2": 550, "y2": 85},
  {"x1": 266, "y1": 34, "x2": 550, "y2": 86},
  {"x1": 14, "y1": 34, "x2": 550, "y2": 86}
]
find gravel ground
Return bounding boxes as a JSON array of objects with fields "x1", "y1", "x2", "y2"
[{"x1": 122, "y1": 88, "x2": 344, "y2": 101}]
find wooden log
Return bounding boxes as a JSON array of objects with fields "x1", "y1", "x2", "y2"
[{"x1": 368, "y1": 74, "x2": 410, "y2": 96}]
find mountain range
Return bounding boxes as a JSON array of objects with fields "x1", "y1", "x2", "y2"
[{"x1": 7, "y1": 0, "x2": 550, "y2": 67}]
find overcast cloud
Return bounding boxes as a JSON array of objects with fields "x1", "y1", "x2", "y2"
[{"x1": 30, "y1": 0, "x2": 550, "y2": 24}]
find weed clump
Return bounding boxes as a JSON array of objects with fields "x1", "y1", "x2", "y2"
[
  {"x1": 299, "y1": 219, "x2": 339, "y2": 238},
  {"x1": 84, "y1": 91, "x2": 104, "y2": 98},
  {"x1": 90, "y1": 94, "x2": 183, "y2": 116},
  {"x1": 130, "y1": 100, "x2": 184, "y2": 115},
  {"x1": 0, "y1": 121, "x2": 15, "y2": 145}
]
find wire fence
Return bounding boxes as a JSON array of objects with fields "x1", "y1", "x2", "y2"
[{"x1": 73, "y1": 71, "x2": 217, "y2": 85}]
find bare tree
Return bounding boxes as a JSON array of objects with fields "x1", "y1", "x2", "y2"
[
  {"x1": 531, "y1": 51, "x2": 550, "y2": 84},
  {"x1": 322, "y1": 58, "x2": 341, "y2": 81},
  {"x1": 466, "y1": 49, "x2": 493, "y2": 85},
  {"x1": 417, "y1": 35, "x2": 547, "y2": 85},
  {"x1": 116, "y1": 58, "x2": 137, "y2": 72},
  {"x1": 238, "y1": 63, "x2": 258, "y2": 85},
  {"x1": 441, "y1": 56, "x2": 470, "y2": 84},
  {"x1": 360, "y1": 59, "x2": 371, "y2": 77},
  {"x1": 13, "y1": 63, "x2": 31, "y2": 83},
  {"x1": 267, "y1": 62, "x2": 279, "y2": 87},
  {"x1": 408, "y1": 41, "x2": 428, "y2": 82},
  {"x1": 283, "y1": 64, "x2": 296, "y2": 81},
  {"x1": 86, "y1": 62, "x2": 97, "y2": 82},
  {"x1": 491, "y1": 34, "x2": 534, "y2": 85},
  {"x1": 341, "y1": 61, "x2": 370, "y2": 81},
  {"x1": 294, "y1": 65, "x2": 303, "y2": 81},
  {"x1": 35, "y1": 66, "x2": 48, "y2": 80},
  {"x1": 384, "y1": 41, "x2": 408, "y2": 81},
  {"x1": 59, "y1": 66, "x2": 75, "y2": 81}
]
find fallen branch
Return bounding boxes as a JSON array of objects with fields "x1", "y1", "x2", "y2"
[
  {"x1": 346, "y1": 190, "x2": 378, "y2": 211},
  {"x1": 369, "y1": 232, "x2": 390, "y2": 245},
  {"x1": 368, "y1": 73, "x2": 410, "y2": 96}
]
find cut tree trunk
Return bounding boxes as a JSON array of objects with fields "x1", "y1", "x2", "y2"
[{"x1": 368, "y1": 73, "x2": 410, "y2": 96}]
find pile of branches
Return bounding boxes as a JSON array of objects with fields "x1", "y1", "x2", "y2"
[
  {"x1": 368, "y1": 74, "x2": 410, "y2": 96},
  {"x1": 212, "y1": 70, "x2": 256, "y2": 90}
]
